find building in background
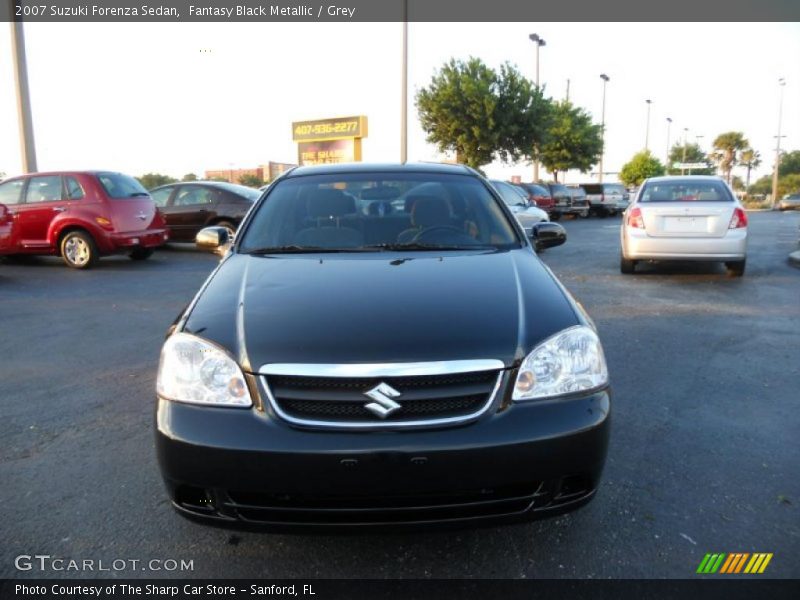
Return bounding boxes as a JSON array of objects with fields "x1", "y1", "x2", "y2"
[{"x1": 204, "y1": 161, "x2": 297, "y2": 184}]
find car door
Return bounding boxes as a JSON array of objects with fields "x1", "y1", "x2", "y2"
[
  {"x1": 0, "y1": 203, "x2": 15, "y2": 253},
  {"x1": 14, "y1": 175, "x2": 66, "y2": 248},
  {"x1": 167, "y1": 185, "x2": 219, "y2": 241},
  {"x1": 0, "y1": 179, "x2": 25, "y2": 253},
  {"x1": 150, "y1": 185, "x2": 177, "y2": 233}
]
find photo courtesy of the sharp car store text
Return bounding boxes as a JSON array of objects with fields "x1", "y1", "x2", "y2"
[{"x1": 1, "y1": 1, "x2": 799, "y2": 599}]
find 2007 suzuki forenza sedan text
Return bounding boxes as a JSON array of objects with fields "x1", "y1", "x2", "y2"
[{"x1": 155, "y1": 163, "x2": 610, "y2": 531}]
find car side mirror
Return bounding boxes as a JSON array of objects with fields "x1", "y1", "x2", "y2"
[
  {"x1": 196, "y1": 226, "x2": 230, "y2": 253},
  {"x1": 531, "y1": 222, "x2": 566, "y2": 250}
]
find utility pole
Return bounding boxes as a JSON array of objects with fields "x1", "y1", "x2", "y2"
[
  {"x1": 771, "y1": 78, "x2": 786, "y2": 208},
  {"x1": 400, "y1": 0, "x2": 408, "y2": 164},
  {"x1": 681, "y1": 128, "x2": 689, "y2": 175},
  {"x1": 10, "y1": 16, "x2": 38, "y2": 173},
  {"x1": 644, "y1": 99, "x2": 652, "y2": 151},
  {"x1": 599, "y1": 74, "x2": 609, "y2": 183},
  {"x1": 665, "y1": 117, "x2": 672, "y2": 173},
  {"x1": 529, "y1": 33, "x2": 545, "y2": 182},
  {"x1": 565, "y1": 78, "x2": 570, "y2": 102}
]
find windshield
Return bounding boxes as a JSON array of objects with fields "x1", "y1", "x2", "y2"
[
  {"x1": 640, "y1": 180, "x2": 734, "y2": 202},
  {"x1": 238, "y1": 172, "x2": 522, "y2": 253},
  {"x1": 97, "y1": 172, "x2": 150, "y2": 198}
]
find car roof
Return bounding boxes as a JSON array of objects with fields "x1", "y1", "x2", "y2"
[
  {"x1": 283, "y1": 162, "x2": 476, "y2": 178},
  {"x1": 644, "y1": 175, "x2": 725, "y2": 184}
]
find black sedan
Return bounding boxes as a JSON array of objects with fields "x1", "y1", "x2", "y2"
[
  {"x1": 150, "y1": 181, "x2": 261, "y2": 242},
  {"x1": 155, "y1": 163, "x2": 609, "y2": 531}
]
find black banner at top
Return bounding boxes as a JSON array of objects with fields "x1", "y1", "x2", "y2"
[{"x1": 2, "y1": 0, "x2": 800, "y2": 22}]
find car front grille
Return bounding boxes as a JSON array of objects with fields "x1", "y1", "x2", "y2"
[{"x1": 260, "y1": 364, "x2": 504, "y2": 429}]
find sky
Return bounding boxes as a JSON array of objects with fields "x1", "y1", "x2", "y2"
[{"x1": 1, "y1": 21, "x2": 799, "y2": 184}]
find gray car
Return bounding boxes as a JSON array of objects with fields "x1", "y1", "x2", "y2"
[
  {"x1": 620, "y1": 176, "x2": 748, "y2": 276},
  {"x1": 777, "y1": 193, "x2": 800, "y2": 211}
]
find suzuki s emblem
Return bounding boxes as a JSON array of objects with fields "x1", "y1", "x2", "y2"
[
  {"x1": 364, "y1": 383, "x2": 402, "y2": 418},
  {"x1": 137, "y1": 211, "x2": 147, "y2": 220}
]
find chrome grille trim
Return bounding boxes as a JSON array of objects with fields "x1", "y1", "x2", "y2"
[
  {"x1": 259, "y1": 360, "x2": 504, "y2": 378},
  {"x1": 260, "y1": 363, "x2": 505, "y2": 430}
]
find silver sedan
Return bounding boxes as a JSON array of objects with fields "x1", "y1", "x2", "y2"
[
  {"x1": 777, "y1": 193, "x2": 800, "y2": 211},
  {"x1": 620, "y1": 176, "x2": 748, "y2": 276}
]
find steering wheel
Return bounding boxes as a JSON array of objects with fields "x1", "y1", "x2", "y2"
[{"x1": 413, "y1": 226, "x2": 476, "y2": 245}]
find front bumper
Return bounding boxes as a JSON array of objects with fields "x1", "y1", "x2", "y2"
[
  {"x1": 623, "y1": 227, "x2": 747, "y2": 261},
  {"x1": 155, "y1": 374, "x2": 611, "y2": 531}
]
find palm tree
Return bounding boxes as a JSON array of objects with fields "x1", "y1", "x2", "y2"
[
  {"x1": 710, "y1": 132, "x2": 749, "y2": 184},
  {"x1": 739, "y1": 148, "x2": 761, "y2": 190}
]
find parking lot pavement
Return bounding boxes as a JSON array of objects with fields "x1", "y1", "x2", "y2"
[{"x1": 1, "y1": 211, "x2": 798, "y2": 579}]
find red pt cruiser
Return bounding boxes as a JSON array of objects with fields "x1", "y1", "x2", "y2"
[{"x1": 0, "y1": 171, "x2": 168, "y2": 268}]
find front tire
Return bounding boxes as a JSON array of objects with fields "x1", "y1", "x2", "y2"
[
  {"x1": 620, "y1": 255, "x2": 636, "y2": 274},
  {"x1": 60, "y1": 230, "x2": 98, "y2": 269},
  {"x1": 550, "y1": 212, "x2": 561, "y2": 221},
  {"x1": 215, "y1": 220, "x2": 238, "y2": 242},
  {"x1": 129, "y1": 247, "x2": 154, "y2": 261},
  {"x1": 726, "y1": 259, "x2": 746, "y2": 277}
]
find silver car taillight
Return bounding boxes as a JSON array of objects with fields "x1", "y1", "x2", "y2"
[{"x1": 729, "y1": 207, "x2": 748, "y2": 229}]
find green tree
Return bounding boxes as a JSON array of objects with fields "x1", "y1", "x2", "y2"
[
  {"x1": 619, "y1": 150, "x2": 665, "y2": 187},
  {"x1": 777, "y1": 173, "x2": 800, "y2": 196},
  {"x1": 538, "y1": 100, "x2": 603, "y2": 181},
  {"x1": 731, "y1": 175, "x2": 745, "y2": 192},
  {"x1": 494, "y1": 63, "x2": 550, "y2": 164},
  {"x1": 416, "y1": 58, "x2": 551, "y2": 169},
  {"x1": 238, "y1": 174, "x2": 262, "y2": 188},
  {"x1": 137, "y1": 173, "x2": 178, "y2": 190},
  {"x1": 181, "y1": 173, "x2": 199, "y2": 182},
  {"x1": 778, "y1": 150, "x2": 800, "y2": 177},
  {"x1": 667, "y1": 143, "x2": 713, "y2": 175},
  {"x1": 710, "y1": 131, "x2": 749, "y2": 184},
  {"x1": 748, "y1": 175, "x2": 772, "y2": 196},
  {"x1": 738, "y1": 148, "x2": 761, "y2": 190}
]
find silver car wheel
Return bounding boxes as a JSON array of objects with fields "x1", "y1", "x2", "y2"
[{"x1": 64, "y1": 236, "x2": 90, "y2": 266}]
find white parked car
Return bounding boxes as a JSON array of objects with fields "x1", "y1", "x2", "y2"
[
  {"x1": 489, "y1": 180, "x2": 549, "y2": 235},
  {"x1": 620, "y1": 176, "x2": 748, "y2": 276}
]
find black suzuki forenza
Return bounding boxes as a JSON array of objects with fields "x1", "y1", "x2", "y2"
[{"x1": 156, "y1": 163, "x2": 610, "y2": 531}]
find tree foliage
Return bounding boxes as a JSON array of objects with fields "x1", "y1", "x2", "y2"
[
  {"x1": 137, "y1": 173, "x2": 178, "y2": 190},
  {"x1": 778, "y1": 150, "x2": 800, "y2": 177},
  {"x1": 181, "y1": 173, "x2": 199, "y2": 182},
  {"x1": 739, "y1": 148, "x2": 761, "y2": 189},
  {"x1": 238, "y1": 174, "x2": 263, "y2": 188},
  {"x1": 538, "y1": 100, "x2": 603, "y2": 181},
  {"x1": 710, "y1": 131, "x2": 749, "y2": 184},
  {"x1": 619, "y1": 150, "x2": 665, "y2": 187},
  {"x1": 667, "y1": 143, "x2": 713, "y2": 175},
  {"x1": 416, "y1": 58, "x2": 550, "y2": 169}
]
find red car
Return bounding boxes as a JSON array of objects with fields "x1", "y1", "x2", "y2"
[
  {"x1": 510, "y1": 182, "x2": 556, "y2": 216},
  {"x1": 0, "y1": 171, "x2": 168, "y2": 268}
]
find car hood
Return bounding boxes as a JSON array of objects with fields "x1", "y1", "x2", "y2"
[{"x1": 182, "y1": 249, "x2": 580, "y2": 371}]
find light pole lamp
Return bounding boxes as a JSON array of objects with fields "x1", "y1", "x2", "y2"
[
  {"x1": 665, "y1": 117, "x2": 673, "y2": 172},
  {"x1": 529, "y1": 33, "x2": 546, "y2": 87},
  {"x1": 771, "y1": 77, "x2": 786, "y2": 207},
  {"x1": 529, "y1": 33, "x2": 546, "y2": 181},
  {"x1": 644, "y1": 99, "x2": 653, "y2": 151},
  {"x1": 400, "y1": 0, "x2": 408, "y2": 163},
  {"x1": 599, "y1": 74, "x2": 609, "y2": 183}
]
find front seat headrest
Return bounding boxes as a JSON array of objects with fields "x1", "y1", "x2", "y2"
[
  {"x1": 411, "y1": 195, "x2": 451, "y2": 228},
  {"x1": 306, "y1": 189, "x2": 355, "y2": 219}
]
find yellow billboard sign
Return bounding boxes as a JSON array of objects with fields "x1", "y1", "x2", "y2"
[{"x1": 292, "y1": 116, "x2": 368, "y2": 142}]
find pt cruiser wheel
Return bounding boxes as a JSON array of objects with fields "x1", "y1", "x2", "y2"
[{"x1": 60, "y1": 230, "x2": 98, "y2": 269}]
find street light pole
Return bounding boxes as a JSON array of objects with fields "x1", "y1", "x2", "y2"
[
  {"x1": 400, "y1": 0, "x2": 408, "y2": 164},
  {"x1": 681, "y1": 128, "x2": 689, "y2": 175},
  {"x1": 529, "y1": 33, "x2": 545, "y2": 181},
  {"x1": 10, "y1": 18, "x2": 38, "y2": 173},
  {"x1": 599, "y1": 74, "x2": 609, "y2": 183},
  {"x1": 644, "y1": 99, "x2": 652, "y2": 151},
  {"x1": 665, "y1": 117, "x2": 672, "y2": 173},
  {"x1": 771, "y1": 78, "x2": 786, "y2": 208}
]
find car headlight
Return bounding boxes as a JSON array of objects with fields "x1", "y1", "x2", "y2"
[
  {"x1": 157, "y1": 332, "x2": 252, "y2": 407},
  {"x1": 513, "y1": 325, "x2": 608, "y2": 401}
]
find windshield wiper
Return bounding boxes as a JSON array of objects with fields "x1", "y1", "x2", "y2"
[
  {"x1": 242, "y1": 245, "x2": 371, "y2": 255},
  {"x1": 364, "y1": 243, "x2": 497, "y2": 251},
  {"x1": 129, "y1": 192, "x2": 150, "y2": 197}
]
